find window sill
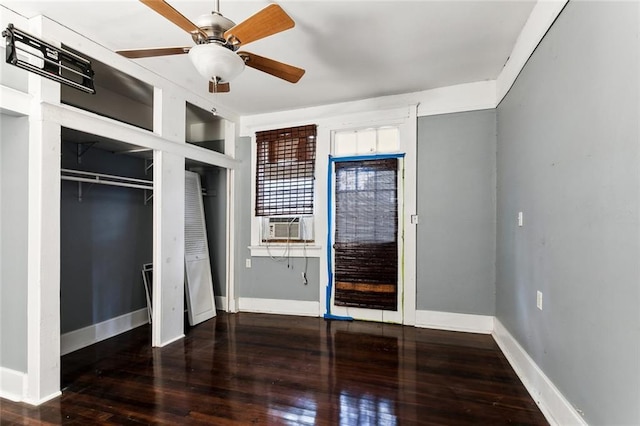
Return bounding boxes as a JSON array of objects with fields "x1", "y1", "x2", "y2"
[{"x1": 249, "y1": 245, "x2": 322, "y2": 258}]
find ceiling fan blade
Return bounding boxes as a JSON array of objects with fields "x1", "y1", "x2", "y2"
[
  {"x1": 209, "y1": 81, "x2": 230, "y2": 93},
  {"x1": 239, "y1": 51, "x2": 305, "y2": 83},
  {"x1": 224, "y1": 4, "x2": 294, "y2": 47},
  {"x1": 116, "y1": 46, "x2": 190, "y2": 59},
  {"x1": 140, "y1": 0, "x2": 207, "y2": 39}
]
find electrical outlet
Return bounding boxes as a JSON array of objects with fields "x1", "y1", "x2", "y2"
[
  {"x1": 245, "y1": 258, "x2": 251, "y2": 268},
  {"x1": 536, "y1": 291, "x2": 543, "y2": 310}
]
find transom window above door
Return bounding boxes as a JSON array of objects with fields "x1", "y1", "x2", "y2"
[{"x1": 333, "y1": 127, "x2": 399, "y2": 156}]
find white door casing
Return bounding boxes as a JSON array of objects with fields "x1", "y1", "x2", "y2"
[{"x1": 319, "y1": 105, "x2": 418, "y2": 325}]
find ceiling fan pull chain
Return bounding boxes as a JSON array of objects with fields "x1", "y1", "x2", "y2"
[{"x1": 211, "y1": 79, "x2": 218, "y2": 113}]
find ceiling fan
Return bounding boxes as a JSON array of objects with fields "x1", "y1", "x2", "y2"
[{"x1": 116, "y1": 0, "x2": 305, "y2": 93}]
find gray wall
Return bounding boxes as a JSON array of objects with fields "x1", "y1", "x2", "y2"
[
  {"x1": 0, "y1": 114, "x2": 29, "y2": 372},
  {"x1": 234, "y1": 136, "x2": 320, "y2": 302},
  {"x1": 60, "y1": 141, "x2": 152, "y2": 333},
  {"x1": 496, "y1": 2, "x2": 639, "y2": 425},
  {"x1": 200, "y1": 165, "x2": 227, "y2": 298},
  {"x1": 416, "y1": 110, "x2": 496, "y2": 314}
]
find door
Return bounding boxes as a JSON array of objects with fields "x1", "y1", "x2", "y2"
[
  {"x1": 184, "y1": 170, "x2": 217, "y2": 325},
  {"x1": 331, "y1": 158, "x2": 402, "y2": 323}
]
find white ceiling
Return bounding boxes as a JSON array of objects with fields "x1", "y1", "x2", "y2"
[{"x1": 3, "y1": 0, "x2": 536, "y2": 116}]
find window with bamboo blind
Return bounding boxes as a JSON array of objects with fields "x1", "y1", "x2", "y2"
[{"x1": 255, "y1": 124, "x2": 317, "y2": 217}]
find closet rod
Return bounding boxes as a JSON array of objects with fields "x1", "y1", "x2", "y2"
[
  {"x1": 61, "y1": 169, "x2": 153, "y2": 190},
  {"x1": 61, "y1": 175, "x2": 152, "y2": 191},
  {"x1": 61, "y1": 168, "x2": 152, "y2": 185}
]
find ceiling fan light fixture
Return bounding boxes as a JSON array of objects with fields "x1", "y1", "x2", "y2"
[
  {"x1": 188, "y1": 43, "x2": 244, "y2": 83},
  {"x1": 125, "y1": 1, "x2": 305, "y2": 91}
]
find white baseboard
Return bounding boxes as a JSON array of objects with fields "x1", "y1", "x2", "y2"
[
  {"x1": 215, "y1": 295, "x2": 227, "y2": 312},
  {"x1": 415, "y1": 309, "x2": 494, "y2": 334},
  {"x1": 0, "y1": 367, "x2": 26, "y2": 402},
  {"x1": 492, "y1": 319, "x2": 587, "y2": 426},
  {"x1": 24, "y1": 390, "x2": 62, "y2": 406},
  {"x1": 238, "y1": 297, "x2": 320, "y2": 317},
  {"x1": 60, "y1": 308, "x2": 149, "y2": 356},
  {"x1": 1, "y1": 368, "x2": 61, "y2": 405},
  {"x1": 157, "y1": 333, "x2": 185, "y2": 348}
]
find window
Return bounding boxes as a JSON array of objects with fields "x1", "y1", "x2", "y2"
[
  {"x1": 255, "y1": 124, "x2": 317, "y2": 217},
  {"x1": 333, "y1": 126, "x2": 399, "y2": 156}
]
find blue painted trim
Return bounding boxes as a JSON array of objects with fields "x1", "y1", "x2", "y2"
[
  {"x1": 330, "y1": 153, "x2": 405, "y2": 164},
  {"x1": 324, "y1": 314, "x2": 354, "y2": 321},
  {"x1": 326, "y1": 156, "x2": 344, "y2": 319},
  {"x1": 324, "y1": 152, "x2": 405, "y2": 320}
]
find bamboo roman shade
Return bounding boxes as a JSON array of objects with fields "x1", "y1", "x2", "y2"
[
  {"x1": 334, "y1": 158, "x2": 398, "y2": 310},
  {"x1": 255, "y1": 124, "x2": 317, "y2": 216}
]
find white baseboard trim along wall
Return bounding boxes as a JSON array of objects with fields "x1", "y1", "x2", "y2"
[
  {"x1": 0, "y1": 367, "x2": 26, "y2": 402},
  {"x1": 492, "y1": 319, "x2": 587, "y2": 426},
  {"x1": 238, "y1": 297, "x2": 320, "y2": 317},
  {"x1": 414, "y1": 309, "x2": 494, "y2": 334},
  {"x1": 60, "y1": 307, "x2": 149, "y2": 356},
  {"x1": 0, "y1": 367, "x2": 61, "y2": 405},
  {"x1": 215, "y1": 296, "x2": 227, "y2": 312}
]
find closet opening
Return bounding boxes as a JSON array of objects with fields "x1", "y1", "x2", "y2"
[
  {"x1": 59, "y1": 127, "x2": 153, "y2": 387},
  {"x1": 184, "y1": 102, "x2": 228, "y2": 318},
  {"x1": 186, "y1": 102, "x2": 224, "y2": 153},
  {"x1": 185, "y1": 159, "x2": 227, "y2": 322}
]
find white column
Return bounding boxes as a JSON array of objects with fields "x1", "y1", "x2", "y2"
[
  {"x1": 224, "y1": 119, "x2": 237, "y2": 312},
  {"x1": 152, "y1": 86, "x2": 186, "y2": 346},
  {"x1": 402, "y1": 105, "x2": 418, "y2": 326},
  {"x1": 25, "y1": 16, "x2": 62, "y2": 405}
]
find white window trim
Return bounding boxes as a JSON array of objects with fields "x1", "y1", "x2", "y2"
[{"x1": 248, "y1": 244, "x2": 323, "y2": 258}]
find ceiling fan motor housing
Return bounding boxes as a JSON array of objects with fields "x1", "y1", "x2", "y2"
[{"x1": 193, "y1": 12, "x2": 236, "y2": 45}]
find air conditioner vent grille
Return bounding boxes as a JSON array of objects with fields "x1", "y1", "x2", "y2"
[{"x1": 261, "y1": 216, "x2": 313, "y2": 242}]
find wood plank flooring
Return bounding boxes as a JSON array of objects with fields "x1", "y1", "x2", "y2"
[{"x1": 1, "y1": 312, "x2": 548, "y2": 425}]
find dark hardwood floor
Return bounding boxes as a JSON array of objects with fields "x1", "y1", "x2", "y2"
[{"x1": 1, "y1": 312, "x2": 548, "y2": 425}]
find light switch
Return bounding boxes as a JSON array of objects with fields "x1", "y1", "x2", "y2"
[
  {"x1": 536, "y1": 291, "x2": 543, "y2": 310},
  {"x1": 518, "y1": 212, "x2": 524, "y2": 227}
]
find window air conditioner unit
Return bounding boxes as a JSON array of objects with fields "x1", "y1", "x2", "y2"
[
  {"x1": 261, "y1": 216, "x2": 313, "y2": 242},
  {"x1": 268, "y1": 217, "x2": 301, "y2": 240}
]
